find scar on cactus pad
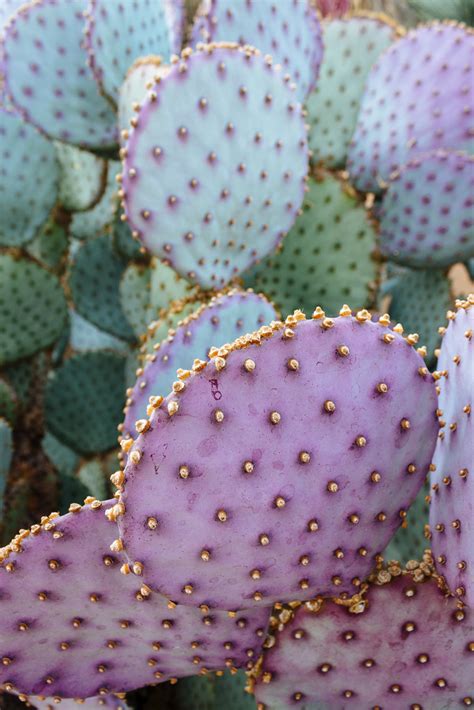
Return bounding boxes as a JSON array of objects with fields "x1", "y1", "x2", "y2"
[
  {"x1": 0, "y1": 500, "x2": 269, "y2": 698},
  {"x1": 430, "y1": 295, "x2": 474, "y2": 607},
  {"x1": 120, "y1": 42, "x2": 309, "y2": 289},
  {"x1": 115, "y1": 307, "x2": 438, "y2": 611},
  {"x1": 253, "y1": 556, "x2": 474, "y2": 709}
]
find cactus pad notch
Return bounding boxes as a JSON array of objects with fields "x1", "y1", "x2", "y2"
[
  {"x1": 0, "y1": 500, "x2": 269, "y2": 698},
  {"x1": 121, "y1": 42, "x2": 309, "y2": 289},
  {"x1": 116, "y1": 307, "x2": 438, "y2": 610}
]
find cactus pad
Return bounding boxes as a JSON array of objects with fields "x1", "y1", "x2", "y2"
[
  {"x1": 0, "y1": 107, "x2": 59, "y2": 247},
  {"x1": 69, "y1": 311, "x2": 129, "y2": 354},
  {"x1": 121, "y1": 43, "x2": 308, "y2": 289},
  {"x1": 27, "y1": 217, "x2": 69, "y2": 271},
  {"x1": 0, "y1": 501, "x2": 269, "y2": 698},
  {"x1": 84, "y1": 0, "x2": 171, "y2": 103},
  {"x1": 56, "y1": 143, "x2": 107, "y2": 213},
  {"x1": 243, "y1": 172, "x2": 378, "y2": 317},
  {"x1": 118, "y1": 58, "x2": 169, "y2": 138},
  {"x1": 11, "y1": 692, "x2": 130, "y2": 710},
  {"x1": 0, "y1": 417, "x2": 13, "y2": 515},
  {"x1": 0, "y1": 254, "x2": 67, "y2": 366},
  {"x1": 69, "y1": 236, "x2": 135, "y2": 342},
  {"x1": 174, "y1": 671, "x2": 255, "y2": 710},
  {"x1": 348, "y1": 22, "x2": 474, "y2": 192},
  {"x1": 45, "y1": 352, "x2": 126, "y2": 455},
  {"x1": 380, "y1": 150, "x2": 474, "y2": 267},
  {"x1": 253, "y1": 560, "x2": 474, "y2": 709},
  {"x1": 117, "y1": 309, "x2": 438, "y2": 610},
  {"x1": 70, "y1": 163, "x2": 121, "y2": 241},
  {"x1": 383, "y1": 480, "x2": 430, "y2": 563},
  {"x1": 191, "y1": 0, "x2": 323, "y2": 102},
  {"x1": 307, "y1": 15, "x2": 401, "y2": 169},
  {"x1": 1, "y1": 0, "x2": 117, "y2": 148},
  {"x1": 0, "y1": 379, "x2": 18, "y2": 426},
  {"x1": 139, "y1": 297, "x2": 205, "y2": 362},
  {"x1": 122, "y1": 290, "x2": 278, "y2": 439},
  {"x1": 164, "y1": 0, "x2": 184, "y2": 54},
  {"x1": 430, "y1": 295, "x2": 474, "y2": 606}
]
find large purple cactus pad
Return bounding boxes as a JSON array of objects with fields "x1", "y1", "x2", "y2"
[
  {"x1": 0, "y1": 0, "x2": 116, "y2": 148},
  {"x1": 0, "y1": 501, "x2": 269, "y2": 698},
  {"x1": 380, "y1": 150, "x2": 474, "y2": 268},
  {"x1": 10, "y1": 691, "x2": 130, "y2": 710},
  {"x1": 122, "y1": 290, "x2": 278, "y2": 440},
  {"x1": 191, "y1": 0, "x2": 323, "y2": 102},
  {"x1": 348, "y1": 22, "x2": 474, "y2": 193},
  {"x1": 117, "y1": 309, "x2": 438, "y2": 610},
  {"x1": 121, "y1": 43, "x2": 308, "y2": 289},
  {"x1": 430, "y1": 295, "x2": 474, "y2": 607},
  {"x1": 253, "y1": 561, "x2": 474, "y2": 709}
]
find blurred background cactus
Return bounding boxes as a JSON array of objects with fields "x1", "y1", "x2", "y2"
[{"x1": 0, "y1": 0, "x2": 472, "y2": 708}]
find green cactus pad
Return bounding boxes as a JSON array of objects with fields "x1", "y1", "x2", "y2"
[
  {"x1": 1, "y1": 352, "x2": 49, "y2": 411},
  {"x1": 76, "y1": 458, "x2": 109, "y2": 502},
  {"x1": 42, "y1": 432, "x2": 79, "y2": 479},
  {"x1": 0, "y1": 253, "x2": 68, "y2": 366},
  {"x1": 56, "y1": 142, "x2": 107, "y2": 212},
  {"x1": 408, "y1": 0, "x2": 474, "y2": 23},
  {"x1": 120, "y1": 258, "x2": 194, "y2": 338},
  {"x1": 45, "y1": 351, "x2": 126, "y2": 455},
  {"x1": 386, "y1": 267, "x2": 452, "y2": 364},
  {"x1": 69, "y1": 235, "x2": 135, "y2": 341},
  {"x1": 243, "y1": 171, "x2": 378, "y2": 317},
  {"x1": 174, "y1": 671, "x2": 256, "y2": 710},
  {"x1": 0, "y1": 378, "x2": 18, "y2": 426},
  {"x1": 0, "y1": 107, "x2": 60, "y2": 247},
  {"x1": 112, "y1": 214, "x2": 143, "y2": 261},
  {"x1": 27, "y1": 216, "x2": 69, "y2": 270},
  {"x1": 307, "y1": 14, "x2": 401, "y2": 169},
  {"x1": 70, "y1": 162, "x2": 121, "y2": 240},
  {"x1": 69, "y1": 310, "x2": 129, "y2": 353},
  {"x1": 383, "y1": 479, "x2": 430, "y2": 563},
  {"x1": 0, "y1": 418, "x2": 13, "y2": 514}
]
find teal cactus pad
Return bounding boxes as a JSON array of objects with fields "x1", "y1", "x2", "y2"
[
  {"x1": 120, "y1": 259, "x2": 194, "y2": 339},
  {"x1": 348, "y1": 22, "x2": 474, "y2": 192},
  {"x1": 112, "y1": 215, "x2": 143, "y2": 261},
  {"x1": 69, "y1": 235, "x2": 135, "y2": 341},
  {"x1": 0, "y1": 0, "x2": 25, "y2": 25},
  {"x1": 0, "y1": 379, "x2": 18, "y2": 426},
  {"x1": 69, "y1": 310, "x2": 129, "y2": 353},
  {"x1": 174, "y1": 671, "x2": 256, "y2": 710},
  {"x1": 386, "y1": 267, "x2": 453, "y2": 364},
  {"x1": 121, "y1": 43, "x2": 309, "y2": 289},
  {"x1": 1, "y1": 352, "x2": 49, "y2": 410},
  {"x1": 0, "y1": 254, "x2": 68, "y2": 366},
  {"x1": 1, "y1": 0, "x2": 117, "y2": 148},
  {"x1": 84, "y1": 0, "x2": 172, "y2": 103},
  {"x1": 27, "y1": 217, "x2": 69, "y2": 271},
  {"x1": 70, "y1": 163, "x2": 121, "y2": 241},
  {"x1": 45, "y1": 351, "x2": 126, "y2": 455},
  {"x1": 118, "y1": 58, "x2": 169, "y2": 138},
  {"x1": 0, "y1": 418, "x2": 13, "y2": 515},
  {"x1": 139, "y1": 297, "x2": 205, "y2": 361},
  {"x1": 76, "y1": 459, "x2": 109, "y2": 502},
  {"x1": 307, "y1": 14, "x2": 401, "y2": 169},
  {"x1": 10, "y1": 692, "x2": 130, "y2": 710},
  {"x1": 409, "y1": 0, "x2": 474, "y2": 24},
  {"x1": 42, "y1": 432, "x2": 79, "y2": 481},
  {"x1": 380, "y1": 150, "x2": 474, "y2": 267},
  {"x1": 56, "y1": 143, "x2": 107, "y2": 213},
  {"x1": 383, "y1": 479, "x2": 430, "y2": 563},
  {"x1": 0, "y1": 107, "x2": 59, "y2": 247},
  {"x1": 243, "y1": 172, "x2": 378, "y2": 317},
  {"x1": 191, "y1": 0, "x2": 323, "y2": 102},
  {"x1": 164, "y1": 0, "x2": 184, "y2": 54},
  {"x1": 122, "y1": 289, "x2": 277, "y2": 438}
]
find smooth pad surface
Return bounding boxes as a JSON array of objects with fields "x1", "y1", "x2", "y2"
[
  {"x1": 430, "y1": 297, "x2": 474, "y2": 606},
  {"x1": 122, "y1": 43, "x2": 308, "y2": 288},
  {"x1": 348, "y1": 22, "x2": 474, "y2": 192},
  {"x1": 56, "y1": 143, "x2": 106, "y2": 213},
  {"x1": 0, "y1": 501, "x2": 269, "y2": 698},
  {"x1": 118, "y1": 311, "x2": 438, "y2": 610},
  {"x1": 191, "y1": 0, "x2": 323, "y2": 102}
]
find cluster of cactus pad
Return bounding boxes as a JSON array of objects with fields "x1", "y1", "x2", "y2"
[{"x1": 0, "y1": 1, "x2": 472, "y2": 709}]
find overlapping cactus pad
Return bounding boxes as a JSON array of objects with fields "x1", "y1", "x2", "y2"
[
  {"x1": 191, "y1": 0, "x2": 323, "y2": 102},
  {"x1": 0, "y1": 107, "x2": 59, "y2": 248},
  {"x1": 116, "y1": 308, "x2": 438, "y2": 610},
  {"x1": 118, "y1": 58, "x2": 169, "y2": 137},
  {"x1": 56, "y1": 142, "x2": 107, "y2": 214},
  {"x1": 1, "y1": 0, "x2": 117, "y2": 148},
  {"x1": 348, "y1": 22, "x2": 474, "y2": 192},
  {"x1": 430, "y1": 296, "x2": 474, "y2": 607},
  {"x1": 0, "y1": 500, "x2": 269, "y2": 699},
  {"x1": 84, "y1": 0, "x2": 172, "y2": 103},
  {"x1": 121, "y1": 43, "x2": 308, "y2": 288},
  {"x1": 380, "y1": 150, "x2": 474, "y2": 267},
  {"x1": 122, "y1": 290, "x2": 278, "y2": 439},
  {"x1": 10, "y1": 690, "x2": 130, "y2": 710},
  {"x1": 253, "y1": 558, "x2": 474, "y2": 709}
]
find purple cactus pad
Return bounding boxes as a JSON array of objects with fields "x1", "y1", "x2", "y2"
[
  {"x1": 0, "y1": 500, "x2": 269, "y2": 698},
  {"x1": 117, "y1": 308, "x2": 438, "y2": 610},
  {"x1": 253, "y1": 559, "x2": 474, "y2": 709},
  {"x1": 430, "y1": 295, "x2": 474, "y2": 607}
]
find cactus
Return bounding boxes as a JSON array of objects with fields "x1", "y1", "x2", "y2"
[
  {"x1": 0, "y1": 418, "x2": 13, "y2": 518},
  {"x1": 252, "y1": 556, "x2": 474, "y2": 709},
  {"x1": 118, "y1": 58, "x2": 169, "y2": 138},
  {"x1": 70, "y1": 163, "x2": 122, "y2": 241},
  {"x1": 121, "y1": 43, "x2": 309, "y2": 289},
  {"x1": 0, "y1": 500, "x2": 269, "y2": 698},
  {"x1": 0, "y1": 379, "x2": 18, "y2": 427},
  {"x1": 56, "y1": 143, "x2": 107, "y2": 214},
  {"x1": 430, "y1": 295, "x2": 473, "y2": 607},
  {"x1": 10, "y1": 691, "x2": 130, "y2": 710}
]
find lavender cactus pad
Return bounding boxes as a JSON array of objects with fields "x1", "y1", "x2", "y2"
[
  {"x1": 253, "y1": 558, "x2": 474, "y2": 709},
  {"x1": 121, "y1": 43, "x2": 308, "y2": 289},
  {"x1": 122, "y1": 290, "x2": 278, "y2": 440},
  {"x1": 11, "y1": 690, "x2": 130, "y2": 710},
  {"x1": 116, "y1": 308, "x2": 438, "y2": 610},
  {"x1": 348, "y1": 22, "x2": 474, "y2": 193},
  {"x1": 0, "y1": 500, "x2": 269, "y2": 699},
  {"x1": 430, "y1": 295, "x2": 474, "y2": 607},
  {"x1": 118, "y1": 58, "x2": 169, "y2": 138},
  {"x1": 380, "y1": 150, "x2": 474, "y2": 267},
  {"x1": 191, "y1": 0, "x2": 323, "y2": 102}
]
